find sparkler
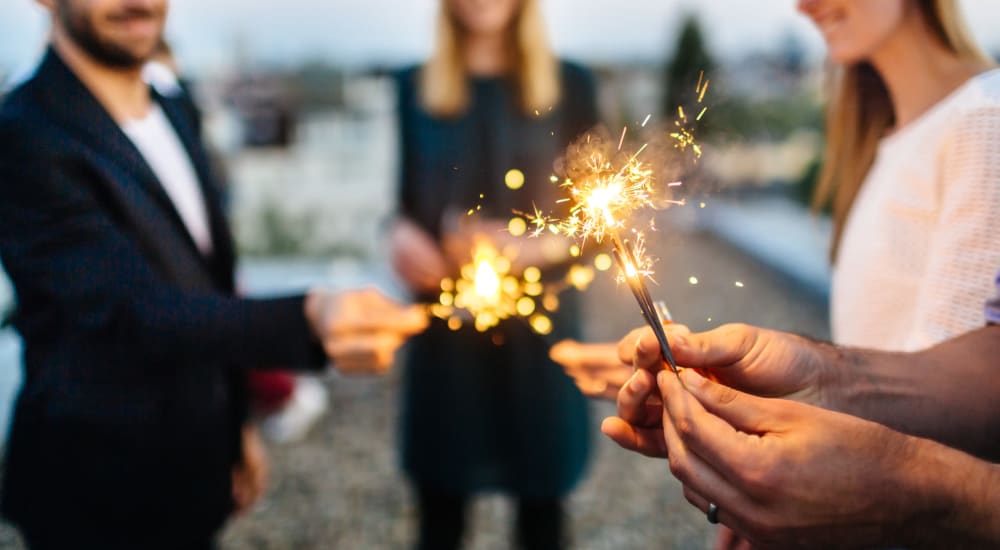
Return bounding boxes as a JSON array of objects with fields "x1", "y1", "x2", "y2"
[
  {"x1": 514, "y1": 73, "x2": 711, "y2": 377},
  {"x1": 520, "y1": 140, "x2": 682, "y2": 377},
  {"x1": 430, "y1": 239, "x2": 595, "y2": 335}
]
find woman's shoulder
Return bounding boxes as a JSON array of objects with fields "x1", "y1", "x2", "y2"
[
  {"x1": 967, "y1": 67, "x2": 1000, "y2": 96},
  {"x1": 940, "y1": 68, "x2": 1000, "y2": 144},
  {"x1": 950, "y1": 68, "x2": 1000, "y2": 116}
]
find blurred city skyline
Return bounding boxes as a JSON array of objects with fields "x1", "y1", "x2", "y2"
[{"x1": 3, "y1": 0, "x2": 1000, "y2": 78}]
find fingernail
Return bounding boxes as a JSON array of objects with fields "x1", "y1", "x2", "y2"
[{"x1": 681, "y1": 368, "x2": 705, "y2": 388}]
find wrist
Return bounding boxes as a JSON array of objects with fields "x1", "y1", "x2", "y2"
[
  {"x1": 819, "y1": 342, "x2": 849, "y2": 412},
  {"x1": 787, "y1": 333, "x2": 848, "y2": 410},
  {"x1": 896, "y1": 436, "x2": 1000, "y2": 548},
  {"x1": 303, "y1": 289, "x2": 331, "y2": 340}
]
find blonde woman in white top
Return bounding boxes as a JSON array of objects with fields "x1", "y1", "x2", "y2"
[{"x1": 802, "y1": 0, "x2": 1000, "y2": 352}]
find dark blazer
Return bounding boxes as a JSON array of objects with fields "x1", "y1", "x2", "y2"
[{"x1": 0, "y1": 49, "x2": 323, "y2": 545}]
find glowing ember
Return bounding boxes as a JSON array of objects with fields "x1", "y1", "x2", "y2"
[
  {"x1": 431, "y1": 240, "x2": 592, "y2": 335},
  {"x1": 474, "y1": 259, "x2": 501, "y2": 299},
  {"x1": 505, "y1": 168, "x2": 525, "y2": 190}
]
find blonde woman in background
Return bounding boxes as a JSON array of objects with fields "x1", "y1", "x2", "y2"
[{"x1": 389, "y1": 0, "x2": 599, "y2": 548}]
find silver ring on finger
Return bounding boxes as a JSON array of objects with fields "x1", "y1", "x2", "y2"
[{"x1": 707, "y1": 502, "x2": 719, "y2": 524}]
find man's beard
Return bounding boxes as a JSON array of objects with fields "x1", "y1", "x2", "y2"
[{"x1": 57, "y1": 1, "x2": 161, "y2": 69}]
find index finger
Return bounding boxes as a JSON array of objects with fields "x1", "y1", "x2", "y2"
[
  {"x1": 331, "y1": 304, "x2": 429, "y2": 336},
  {"x1": 658, "y1": 369, "x2": 757, "y2": 484}
]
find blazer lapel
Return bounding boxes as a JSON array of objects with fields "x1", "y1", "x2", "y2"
[
  {"x1": 157, "y1": 93, "x2": 237, "y2": 290},
  {"x1": 34, "y1": 50, "x2": 229, "y2": 284}
]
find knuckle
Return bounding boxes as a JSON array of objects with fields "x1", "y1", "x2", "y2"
[
  {"x1": 667, "y1": 455, "x2": 688, "y2": 481},
  {"x1": 712, "y1": 383, "x2": 740, "y2": 405},
  {"x1": 673, "y1": 414, "x2": 698, "y2": 441}
]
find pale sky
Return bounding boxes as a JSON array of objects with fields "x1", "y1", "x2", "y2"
[{"x1": 2, "y1": 0, "x2": 1000, "y2": 76}]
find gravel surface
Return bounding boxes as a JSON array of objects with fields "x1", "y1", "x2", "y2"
[{"x1": 0, "y1": 228, "x2": 829, "y2": 549}]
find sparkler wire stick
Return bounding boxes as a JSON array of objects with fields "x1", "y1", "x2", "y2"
[{"x1": 609, "y1": 233, "x2": 680, "y2": 378}]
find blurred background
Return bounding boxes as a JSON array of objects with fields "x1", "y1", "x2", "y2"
[{"x1": 0, "y1": 1, "x2": 998, "y2": 548}]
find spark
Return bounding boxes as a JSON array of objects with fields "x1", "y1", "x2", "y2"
[
  {"x1": 641, "y1": 114, "x2": 652, "y2": 127},
  {"x1": 594, "y1": 253, "x2": 613, "y2": 271},
  {"x1": 505, "y1": 169, "x2": 525, "y2": 190},
  {"x1": 734, "y1": 281, "x2": 745, "y2": 288},
  {"x1": 689, "y1": 276, "x2": 699, "y2": 285},
  {"x1": 530, "y1": 314, "x2": 552, "y2": 335},
  {"x1": 618, "y1": 126, "x2": 628, "y2": 151},
  {"x1": 698, "y1": 79, "x2": 710, "y2": 103},
  {"x1": 508, "y1": 217, "x2": 527, "y2": 237}
]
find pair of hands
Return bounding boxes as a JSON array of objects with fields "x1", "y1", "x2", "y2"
[
  {"x1": 553, "y1": 324, "x2": 937, "y2": 549},
  {"x1": 552, "y1": 323, "x2": 830, "y2": 406}
]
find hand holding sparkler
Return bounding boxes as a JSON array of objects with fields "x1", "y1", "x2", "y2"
[{"x1": 305, "y1": 287, "x2": 428, "y2": 375}]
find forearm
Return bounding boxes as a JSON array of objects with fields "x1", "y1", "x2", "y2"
[
  {"x1": 899, "y1": 436, "x2": 1000, "y2": 549},
  {"x1": 821, "y1": 326, "x2": 1000, "y2": 459},
  {"x1": 119, "y1": 287, "x2": 325, "y2": 369}
]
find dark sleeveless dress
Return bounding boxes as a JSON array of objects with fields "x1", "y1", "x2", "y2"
[{"x1": 396, "y1": 62, "x2": 599, "y2": 498}]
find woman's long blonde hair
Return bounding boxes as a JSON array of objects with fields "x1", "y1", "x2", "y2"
[
  {"x1": 419, "y1": 0, "x2": 561, "y2": 117},
  {"x1": 814, "y1": 0, "x2": 993, "y2": 260}
]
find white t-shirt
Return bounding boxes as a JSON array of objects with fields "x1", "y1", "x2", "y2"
[
  {"x1": 121, "y1": 104, "x2": 214, "y2": 255},
  {"x1": 831, "y1": 69, "x2": 1000, "y2": 351}
]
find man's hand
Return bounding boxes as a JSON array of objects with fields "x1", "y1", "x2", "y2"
[
  {"x1": 602, "y1": 322, "x2": 837, "y2": 461},
  {"x1": 652, "y1": 368, "x2": 997, "y2": 549},
  {"x1": 622, "y1": 323, "x2": 835, "y2": 408},
  {"x1": 231, "y1": 424, "x2": 269, "y2": 516},
  {"x1": 305, "y1": 287, "x2": 428, "y2": 375},
  {"x1": 389, "y1": 217, "x2": 449, "y2": 294},
  {"x1": 549, "y1": 340, "x2": 633, "y2": 400}
]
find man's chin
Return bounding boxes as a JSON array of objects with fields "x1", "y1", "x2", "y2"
[{"x1": 87, "y1": 40, "x2": 158, "y2": 69}]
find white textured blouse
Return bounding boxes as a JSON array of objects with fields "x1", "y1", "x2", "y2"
[{"x1": 832, "y1": 69, "x2": 1000, "y2": 352}]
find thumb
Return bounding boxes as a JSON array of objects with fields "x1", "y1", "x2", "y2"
[
  {"x1": 669, "y1": 323, "x2": 760, "y2": 371},
  {"x1": 677, "y1": 369, "x2": 776, "y2": 435}
]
